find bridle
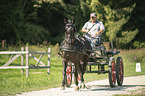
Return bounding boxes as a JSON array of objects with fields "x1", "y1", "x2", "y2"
[{"x1": 64, "y1": 20, "x2": 76, "y2": 44}]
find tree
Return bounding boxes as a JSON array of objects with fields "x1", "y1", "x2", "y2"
[
  {"x1": 0, "y1": 0, "x2": 50, "y2": 44},
  {"x1": 0, "y1": 0, "x2": 145, "y2": 48},
  {"x1": 89, "y1": 0, "x2": 143, "y2": 48}
]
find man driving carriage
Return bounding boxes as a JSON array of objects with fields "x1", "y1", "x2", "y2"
[{"x1": 82, "y1": 13, "x2": 105, "y2": 48}]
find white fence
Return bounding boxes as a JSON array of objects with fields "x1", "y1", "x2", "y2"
[{"x1": 0, "y1": 46, "x2": 51, "y2": 77}]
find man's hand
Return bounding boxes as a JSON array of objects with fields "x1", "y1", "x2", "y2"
[
  {"x1": 82, "y1": 28, "x2": 89, "y2": 33},
  {"x1": 96, "y1": 32, "x2": 100, "y2": 35},
  {"x1": 96, "y1": 29, "x2": 104, "y2": 35}
]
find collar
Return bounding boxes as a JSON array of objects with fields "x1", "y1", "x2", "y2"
[{"x1": 89, "y1": 20, "x2": 98, "y2": 24}]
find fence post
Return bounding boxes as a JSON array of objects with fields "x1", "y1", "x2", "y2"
[
  {"x1": 2, "y1": 40, "x2": 6, "y2": 50},
  {"x1": 21, "y1": 47, "x2": 24, "y2": 75},
  {"x1": 47, "y1": 48, "x2": 51, "y2": 74},
  {"x1": 26, "y1": 46, "x2": 29, "y2": 77}
]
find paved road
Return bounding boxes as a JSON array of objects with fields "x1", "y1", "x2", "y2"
[{"x1": 16, "y1": 75, "x2": 145, "y2": 96}]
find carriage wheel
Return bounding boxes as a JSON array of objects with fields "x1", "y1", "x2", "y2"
[
  {"x1": 116, "y1": 57, "x2": 124, "y2": 86},
  {"x1": 109, "y1": 57, "x2": 116, "y2": 87},
  {"x1": 65, "y1": 64, "x2": 72, "y2": 87}
]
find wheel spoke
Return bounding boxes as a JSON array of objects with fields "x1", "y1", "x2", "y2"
[
  {"x1": 67, "y1": 74, "x2": 71, "y2": 84},
  {"x1": 66, "y1": 65, "x2": 72, "y2": 86},
  {"x1": 111, "y1": 60, "x2": 116, "y2": 84},
  {"x1": 109, "y1": 57, "x2": 118, "y2": 87},
  {"x1": 119, "y1": 60, "x2": 123, "y2": 83}
]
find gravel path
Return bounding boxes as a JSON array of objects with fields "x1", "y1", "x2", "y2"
[{"x1": 16, "y1": 75, "x2": 145, "y2": 96}]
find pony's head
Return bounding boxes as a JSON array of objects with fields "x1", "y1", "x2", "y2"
[{"x1": 64, "y1": 19, "x2": 76, "y2": 45}]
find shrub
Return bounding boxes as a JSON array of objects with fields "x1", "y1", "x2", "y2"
[
  {"x1": 133, "y1": 41, "x2": 145, "y2": 48},
  {"x1": 122, "y1": 48, "x2": 145, "y2": 62}
]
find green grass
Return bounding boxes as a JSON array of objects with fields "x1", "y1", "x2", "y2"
[
  {"x1": 0, "y1": 45, "x2": 145, "y2": 96},
  {"x1": 117, "y1": 48, "x2": 145, "y2": 77}
]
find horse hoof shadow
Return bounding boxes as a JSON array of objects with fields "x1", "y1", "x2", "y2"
[
  {"x1": 61, "y1": 86, "x2": 65, "y2": 90},
  {"x1": 75, "y1": 86, "x2": 79, "y2": 91}
]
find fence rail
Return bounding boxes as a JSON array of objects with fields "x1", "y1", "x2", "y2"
[{"x1": 0, "y1": 46, "x2": 51, "y2": 77}]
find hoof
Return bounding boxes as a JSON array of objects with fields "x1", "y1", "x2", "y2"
[
  {"x1": 79, "y1": 85, "x2": 82, "y2": 89},
  {"x1": 78, "y1": 81, "x2": 82, "y2": 89},
  {"x1": 75, "y1": 86, "x2": 79, "y2": 91},
  {"x1": 61, "y1": 86, "x2": 65, "y2": 90},
  {"x1": 82, "y1": 83, "x2": 85, "y2": 89}
]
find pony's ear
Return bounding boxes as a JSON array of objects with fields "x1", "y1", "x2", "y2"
[
  {"x1": 71, "y1": 18, "x2": 75, "y2": 24},
  {"x1": 64, "y1": 18, "x2": 67, "y2": 24}
]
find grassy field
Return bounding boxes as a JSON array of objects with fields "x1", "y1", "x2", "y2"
[{"x1": 0, "y1": 44, "x2": 145, "y2": 96}]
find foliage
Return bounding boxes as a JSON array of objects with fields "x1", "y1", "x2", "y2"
[
  {"x1": 0, "y1": 0, "x2": 145, "y2": 48},
  {"x1": 0, "y1": 0, "x2": 50, "y2": 44},
  {"x1": 90, "y1": 1, "x2": 140, "y2": 48},
  {"x1": 133, "y1": 41, "x2": 145, "y2": 48},
  {"x1": 121, "y1": 48, "x2": 145, "y2": 62}
]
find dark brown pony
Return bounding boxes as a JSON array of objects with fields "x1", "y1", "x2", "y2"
[{"x1": 59, "y1": 19, "x2": 91, "y2": 90}]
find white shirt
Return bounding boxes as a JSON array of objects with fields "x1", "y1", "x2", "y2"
[{"x1": 82, "y1": 20, "x2": 105, "y2": 37}]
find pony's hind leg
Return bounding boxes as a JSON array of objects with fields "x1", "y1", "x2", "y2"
[
  {"x1": 77, "y1": 62, "x2": 86, "y2": 89},
  {"x1": 79, "y1": 72, "x2": 86, "y2": 89},
  {"x1": 61, "y1": 60, "x2": 67, "y2": 90},
  {"x1": 74, "y1": 65, "x2": 79, "y2": 91}
]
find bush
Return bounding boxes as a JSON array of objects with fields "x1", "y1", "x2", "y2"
[
  {"x1": 133, "y1": 41, "x2": 145, "y2": 48},
  {"x1": 122, "y1": 48, "x2": 145, "y2": 62}
]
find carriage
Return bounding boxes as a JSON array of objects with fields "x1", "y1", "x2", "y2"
[
  {"x1": 59, "y1": 19, "x2": 124, "y2": 90},
  {"x1": 64, "y1": 41, "x2": 124, "y2": 88}
]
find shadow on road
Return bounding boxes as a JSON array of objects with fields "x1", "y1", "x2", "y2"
[{"x1": 84, "y1": 85, "x2": 145, "y2": 92}]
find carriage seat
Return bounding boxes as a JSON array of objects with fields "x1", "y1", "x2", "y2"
[{"x1": 106, "y1": 51, "x2": 120, "y2": 56}]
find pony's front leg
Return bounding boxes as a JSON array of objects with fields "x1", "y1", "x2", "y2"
[
  {"x1": 61, "y1": 59, "x2": 67, "y2": 90},
  {"x1": 74, "y1": 65, "x2": 79, "y2": 91},
  {"x1": 80, "y1": 55, "x2": 89, "y2": 89},
  {"x1": 78, "y1": 70, "x2": 86, "y2": 89},
  {"x1": 82, "y1": 56, "x2": 89, "y2": 74}
]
